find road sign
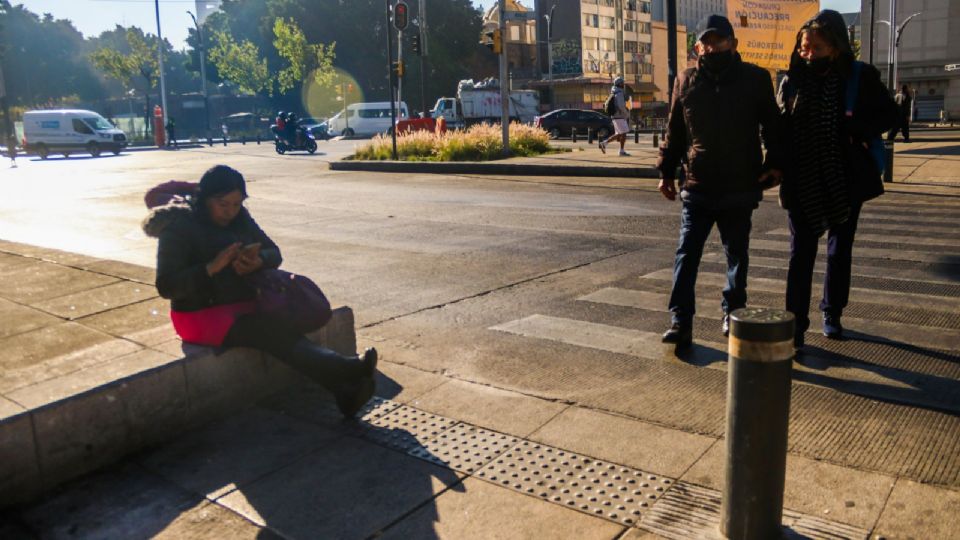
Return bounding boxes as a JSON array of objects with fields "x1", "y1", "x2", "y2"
[
  {"x1": 503, "y1": 10, "x2": 536, "y2": 22},
  {"x1": 946, "y1": 63, "x2": 960, "y2": 72}
]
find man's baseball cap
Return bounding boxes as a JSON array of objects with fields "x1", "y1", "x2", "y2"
[{"x1": 697, "y1": 14, "x2": 735, "y2": 41}]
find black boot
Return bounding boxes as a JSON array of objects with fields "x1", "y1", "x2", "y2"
[{"x1": 288, "y1": 340, "x2": 378, "y2": 418}]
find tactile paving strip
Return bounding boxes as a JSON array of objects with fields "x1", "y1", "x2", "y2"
[
  {"x1": 360, "y1": 404, "x2": 458, "y2": 452},
  {"x1": 407, "y1": 424, "x2": 520, "y2": 474},
  {"x1": 475, "y1": 441, "x2": 672, "y2": 527},
  {"x1": 639, "y1": 482, "x2": 869, "y2": 540}
]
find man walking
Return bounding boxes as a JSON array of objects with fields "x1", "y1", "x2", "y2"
[
  {"x1": 887, "y1": 85, "x2": 912, "y2": 142},
  {"x1": 657, "y1": 14, "x2": 783, "y2": 347},
  {"x1": 6, "y1": 135, "x2": 16, "y2": 168},
  {"x1": 599, "y1": 77, "x2": 630, "y2": 156}
]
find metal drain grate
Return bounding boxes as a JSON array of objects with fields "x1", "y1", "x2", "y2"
[
  {"x1": 475, "y1": 441, "x2": 673, "y2": 527},
  {"x1": 407, "y1": 424, "x2": 520, "y2": 474},
  {"x1": 360, "y1": 405, "x2": 458, "y2": 452},
  {"x1": 640, "y1": 482, "x2": 869, "y2": 540}
]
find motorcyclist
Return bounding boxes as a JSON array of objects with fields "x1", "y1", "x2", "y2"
[{"x1": 285, "y1": 112, "x2": 300, "y2": 146}]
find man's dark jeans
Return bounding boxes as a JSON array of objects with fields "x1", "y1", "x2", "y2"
[
  {"x1": 785, "y1": 202, "x2": 862, "y2": 335},
  {"x1": 669, "y1": 195, "x2": 755, "y2": 327}
]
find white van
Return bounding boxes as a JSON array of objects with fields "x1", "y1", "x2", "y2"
[
  {"x1": 326, "y1": 102, "x2": 409, "y2": 138},
  {"x1": 23, "y1": 109, "x2": 128, "y2": 159}
]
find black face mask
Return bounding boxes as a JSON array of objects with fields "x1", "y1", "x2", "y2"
[
  {"x1": 701, "y1": 50, "x2": 735, "y2": 73},
  {"x1": 805, "y1": 56, "x2": 833, "y2": 73}
]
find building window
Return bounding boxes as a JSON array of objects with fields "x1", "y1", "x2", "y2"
[
  {"x1": 583, "y1": 37, "x2": 599, "y2": 50},
  {"x1": 584, "y1": 14, "x2": 599, "y2": 27},
  {"x1": 626, "y1": 0, "x2": 637, "y2": 10},
  {"x1": 582, "y1": 0, "x2": 598, "y2": 4},
  {"x1": 624, "y1": 40, "x2": 638, "y2": 53},
  {"x1": 640, "y1": 0, "x2": 651, "y2": 14},
  {"x1": 600, "y1": 38, "x2": 616, "y2": 51},
  {"x1": 638, "y1": 22, "x2": 651, "y2": 34},
  {"x1": 638, "y1": 42, "x2": 651, "y2": 54},
  {"x1": 601, "y1": 15, "x2": 615, "y2": 29},
  {"x1": 600, "y1": 0, "x2": 615, "y2": 6},
  {"x1": 624, "y1": 20, "x2": 635, "y2": 32},
  {"x1": 641, "y1": 62, "x2": 653, "y2": 75},
  {"x1": 625, "y1": 62, "x2": 637, "y2": 74}
]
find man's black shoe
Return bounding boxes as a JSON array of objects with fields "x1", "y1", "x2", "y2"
[
  {"x1": 662, "y1": 323, "x2": 693, "y2": 347},
  {"x1": 722, "y1": 314, "x2": 730, "y2": 337}
]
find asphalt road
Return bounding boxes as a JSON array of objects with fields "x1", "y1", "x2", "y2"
[{"x1": 3, "y1": 144, "x2": 960, "y2": 488}]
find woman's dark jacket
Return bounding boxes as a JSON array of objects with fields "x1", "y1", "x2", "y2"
[
  {"x1": 657, "y1": 52, "x2": 784, "y2": 195},
  {"x1": 147, "y1": 203, "x2": 282, "y2": 312},
  {"x1": 778, "y1": 62, "x2": 897, "y2": 208}
]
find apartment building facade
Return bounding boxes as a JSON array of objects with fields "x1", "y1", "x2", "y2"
[
  {"x1": 530, "y1": 0, "x2": 658, "y2": 113},
  {"x1": 861, "y1": 0, "x2": 960, "y2": 121}
]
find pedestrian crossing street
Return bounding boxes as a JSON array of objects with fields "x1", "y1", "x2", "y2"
[{"x1": 490, "y1": 197, "x2": 960, "y2": 414}]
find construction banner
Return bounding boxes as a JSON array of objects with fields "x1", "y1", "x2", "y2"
[{"x1": 726, "y1": 0, "x2": 819, "y2": 71}]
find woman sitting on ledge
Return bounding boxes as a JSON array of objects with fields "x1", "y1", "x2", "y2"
[{"x1": 144, "y1": 165, "x2": 377, "y2": 418}]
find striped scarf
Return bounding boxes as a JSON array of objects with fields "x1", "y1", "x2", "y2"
[{"x1": 790, "y1": 71, "x2": 850, "y2": 236}]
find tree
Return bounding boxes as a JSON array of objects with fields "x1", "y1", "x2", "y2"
[
  {"x1": 208, "y1": 29, "x2": 272, "y2": 95},
  {"x1": 272, "y1": 17, "x2": 336, "y2": 94},
  {"x1": 90, "y1": 28, "x2": 161, "y2": 125}
]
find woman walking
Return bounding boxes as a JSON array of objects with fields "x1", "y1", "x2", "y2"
[
  {"x1": 778, "y1": 10, "x2": 897, "y2": 349},
  {"x1": 146, "y1": 165, "x2": 377, "y2": 417}
]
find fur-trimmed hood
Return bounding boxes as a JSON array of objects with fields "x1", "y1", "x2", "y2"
[{"x1": 142, "y1": 199, "x2": 193, "y2": 238}]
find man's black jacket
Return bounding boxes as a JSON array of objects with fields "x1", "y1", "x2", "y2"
[{"x1": 657, "y1": 53, "x2": 784, "y2": 195}]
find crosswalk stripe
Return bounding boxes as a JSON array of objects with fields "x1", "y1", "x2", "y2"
[
  {"x1": 859, "y1": 214, "x2": 956, "y2": 225},
  {"x1": 855, "y1": 221, "x2": 956, "y2": 234},
  {"x1": 639, "y1": 268, "x2": 960, "y2": 313},
  {"x1": 750, "y1": 238, "x2": 948, "y2": 263},
  {"x1": 765, "y1": 229, "x2": 960, "y2": 249},
  {"x1": 578, "y1": 287, "x2": 960, "y2": 352},
  {"x1": 700, "y1": 253, "x2": 958, "y2": 286},
  {"x1": 490, "y1": 314, "x2": 956, "y2": 412}
]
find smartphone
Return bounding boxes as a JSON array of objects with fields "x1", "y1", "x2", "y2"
[{"x1": 240, "y1": 242, "x2": 261, "y2": 257}]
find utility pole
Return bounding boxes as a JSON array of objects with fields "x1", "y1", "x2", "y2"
[
  {"x1": 418, "y1": 0, "x2": 428, "y2": 117},
  {"x1": 886, "y1": 0, "x2": 896, "y2": 96},
  {"x1": 499, "y1": 0, "x2": 509, "y2": 157},
  {"x1": 868, "y1": 0, "x2": 876, "y2": 64},
  {"x1": 187, "y1": 11, "x2": 210, "y2": 135},
  {"x1": 386, "y1": 0, "x2": 398, "y2": 159},
  {"x1": 666, "y1": 0, "x2": 678, "y2": 105},
  {"x1": 545, "y1": 4, "x2": 556, "y2": 108},
  {"x1": 154, "y1": 0, "x2": 169, "y2": 130}
]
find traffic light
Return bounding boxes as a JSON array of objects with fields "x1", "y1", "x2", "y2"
[
  {"x1": 393, "y1": 1, "x2": 409, "y2": 31},
  {"x1": 411, "y1": 33, "x2": 422, "y2": 56},
  {"x1": 393, "y1": 60, "x2": 405, "y2": 78},
  {"x1": 481, "y1": 28, "x2": 502, "y2": 55}
]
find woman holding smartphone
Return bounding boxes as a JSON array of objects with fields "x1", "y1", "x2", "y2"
[{"x1": 147, "y1": 165, "x2": 377, "y2": 418}]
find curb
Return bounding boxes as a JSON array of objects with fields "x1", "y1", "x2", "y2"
[{"x1": 329, "y1": 160, "x2": 660, "y2": 178}]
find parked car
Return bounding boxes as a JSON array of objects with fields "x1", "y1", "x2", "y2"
[
  {"x1": 22, "y1": 109, "x2": 127, "y2": 159},
  {"x1": 534, "y1": 109, "x2": 614, "y2": 140},
  {"x1": 298, "y1": 117, "x2": 330, "y2": 140}
]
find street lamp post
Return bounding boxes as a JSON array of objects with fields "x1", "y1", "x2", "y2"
[
  {"x1": 153, "y1": 0, "x2": 169, "y2": 133},
  {"x1": 877, "y1": 9, "x2": 922, "y2": 95},
  {"x1": 544, "y1": 4, "x2": 556, "y2": 108},
  {"x1": 187, "y1": 10, "x2": 210, "y2": 135}
]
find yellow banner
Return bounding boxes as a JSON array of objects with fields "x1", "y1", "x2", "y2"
[{"x1": 726, "y1": 0, "x2": 820, "y2": 71}]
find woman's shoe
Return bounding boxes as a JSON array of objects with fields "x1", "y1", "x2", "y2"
[
  {"x1": 822, "y1": 313, "x2": 843, "y2": 339},
  {"x1": 335, "y1": 347, "x2": 378, "y2": 419}
]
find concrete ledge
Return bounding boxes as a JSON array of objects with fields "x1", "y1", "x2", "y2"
[
  {"x1": 329, "y1": 159, "x2": 660, "y2": 178},
  {"x1": 0, "y1": 307, "x2": 357, "y2": 508}
]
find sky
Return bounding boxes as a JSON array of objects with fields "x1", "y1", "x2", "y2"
[{"x1": 18, "y1": 0, "x2": 862, "y2": 51}]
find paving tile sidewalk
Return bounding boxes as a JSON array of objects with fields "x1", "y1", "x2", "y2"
[{"x1": 0, "y1": 239, "x2": 957, "y2": 538}]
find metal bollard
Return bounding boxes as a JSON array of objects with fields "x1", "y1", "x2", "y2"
[
  {"x1": 223, "y1": 137, "x2": 227, "y2": 147},
  {"x1": 884, "y1": 141, "x2": 894, "y2": 183},
  {"x1": 721, "y1": 308, "x2": 795, "y2": 540},
  {"x1": 572, "y1": 128, "x2": 578, "y2": 143},
  {"x1": 241, "y1": 135, "x2": 246, "y2": 145},
  {"x1": 652, "y1": 132, "x2": 659, "y2": 148},
  {"x1": 634, "y1": 123, "x2": 640, "y2": 144},
  {"x1": 588, "y1": 128, "x2": 594, "y2": 144},
  {"x1": 207, "y1": 136, "x2": 213, "y2": 147},
  {"x1": 256, "y1": 133, "x2": 261, "y2": 145}
]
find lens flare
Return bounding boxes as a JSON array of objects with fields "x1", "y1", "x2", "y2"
[{"x1": 301, "y1": 68, "x2": 364, "y2": 122}]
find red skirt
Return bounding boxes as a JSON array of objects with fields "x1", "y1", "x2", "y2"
[{"x1": 170, "y1": 301, "x2": 257, "y2": 346}]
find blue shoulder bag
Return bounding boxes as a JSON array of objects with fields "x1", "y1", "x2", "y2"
[{"x1": 845, "y1": 61, "x2": 887, "y2": 175}]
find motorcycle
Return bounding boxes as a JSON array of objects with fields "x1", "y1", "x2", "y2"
[{"x1": 271, "y1": 125, "x2": 318, "y2": 155}]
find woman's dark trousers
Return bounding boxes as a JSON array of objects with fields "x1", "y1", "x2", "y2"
[
  {"x1": 785, "y1": 203, "x2": 862, "y2": 335},
  {"x1": 669, "y1": 199, "x2": 753, "y2": 326}
]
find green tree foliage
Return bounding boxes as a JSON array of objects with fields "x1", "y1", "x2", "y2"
[
  {"x1": 0, "y1": 5, "x2": 105, "y2": 106},
  {"x1": 208, "y1": 30, "x2": 272, "y2": 95},
  {"x1": 273, "y1": 17, "x2": 336, "y2": 94}
]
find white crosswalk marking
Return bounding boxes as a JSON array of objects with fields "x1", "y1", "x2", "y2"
[
  {"x1": 765, "y1": 229, "x2": 960, "y2": 248},
  {"x1": 638, "y1": 269, "x2": 960, "y2": 313},
  {"x1": 700, "y1": 253, "x2": 957, "y2": 286},
  {"x1": 749, "y1": 238, "x2": 949, "y2": 263}
]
